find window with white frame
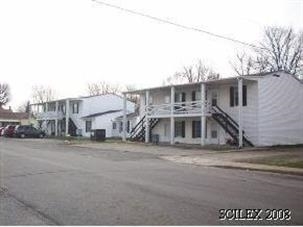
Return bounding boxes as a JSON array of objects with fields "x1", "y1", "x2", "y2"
[
  {"x1": 211, "y1": 130, "x2": 218, "y2": 139},
  {"x1": 48, "y1": 103, "x2": 56, "y2": 112},
  {"x1": 175, "y1": 121, "x2": 185, "y2": 138},
  {"x1": 127, "y1": 121, "x2": 130, "y2": 133},
  {"x1": 72, "y1": 102, "x2": 79, "y2": 114},
  {"x1": 85, "y1": 120, "x2": 92, "y2": 133},
  {"x1": 192, "y1": 120, "x2": 201, "y2": 138},
  {"x1": 230, "y1": 85, "x2": 247, "y2": 107},
  {"x1": 164, "y1": 123, "x2": 169, "y2": 137},
  {"x1": 191, "y1": 91, "x2": 201, "y2": 101},
  {"x1": 175, "y1": 92, "x2": 186, "y2": 103},
  {"x1": 164, "y1": 96, "x2": 170, "y2": 104},
  {"x1": 119, "y1": 122, "x2": 123, "y2": 133}
]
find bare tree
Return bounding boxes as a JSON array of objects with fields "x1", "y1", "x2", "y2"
[
  {"x1": 0, "y1": 83, "x2": 10, "y2": 108},
  {"x1": 125, "y1": 85, "x2": 139, "y2": 104},
  {"x1": 165, "y1": 60, "x2": 220, "y2": 85},
  {"x1": 231, "y1": 27, "x2": 303, "y2": 77},
  {"x1": 32, "y1": 86, "x2": 56, "y2": 104},
  {"x1": 87, "y1": 81, "x2": 122, "y2": 96},
  {"x1": 230, "y1": 52, "x2": 254, "y2": 76},
  {"x1": 17, "y1": 101, "x2": 30, "y2": 113}
]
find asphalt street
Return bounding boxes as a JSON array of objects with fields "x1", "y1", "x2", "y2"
[{"x1": 0, "y1": 138, "x2": 303, "y2": 225}]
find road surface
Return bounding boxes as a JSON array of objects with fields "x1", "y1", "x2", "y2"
[{"x1": 0, "y1": 138, "x2": 302, "y2": 225}]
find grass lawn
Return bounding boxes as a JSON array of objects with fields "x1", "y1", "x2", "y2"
[{"x1": 240, "y1": 154, "x2": 303, "y2": 169}]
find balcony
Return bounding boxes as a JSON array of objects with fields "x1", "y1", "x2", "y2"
[
  {"x1": 145, "y1": 101, "x2": 212, "y2": 118},
  {"x1": 35, "y1": 111, "x2": 64, "y2": 120}
]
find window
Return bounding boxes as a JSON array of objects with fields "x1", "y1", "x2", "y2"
[
  {"x1": 48, "y1": 103, "x2": 56, "y2": 112},
  {"x1": 164, "y1": 96, "x2": 170, "y2": 104},
  {"x1": 164, "y1": 124, "x2": 169, "y2": 137},
  {"x1": 72, "y1": 103, "x2": 79, "y2": 114},
  {"x1": 149, "y1": 96, "x2": 153, "y2": 105},
  {"x1": 85, "y1": 120, "x2": 92, "y2": 132},
  {"x1": 144, "y1": 94, "x2": 153, "y2": 105},
  {"x1": 119, "y1": 122, "x2": 123, "y2": 133},
  {"x1": 175, "y1": 92, "x2": 186, "y2": 103},
  {"x1": 192, "y1": 91, "x2": 196, "y2": 101},
  {"x1": 192, "y1": 121, "x2": 201, "y2": 138},
  {"x1": 191, "y1": 91, "x2": 201, "y2": 101},
  {"x1": 59, "y1": 104, "x2": 66, "y2": 114},
  {"x1": 175, "y1": 92, "x2": 186, "y2": 110},
  {"x1": 127, "y1": 121, "x2": 130, "y2": 133},
  {"x1": 112, "y1": 122, "x2": 116, "y2": 130},
  {"x1": 230, "y1": 85, "x2": 247, "y2": 107},
  {"x1": 175, "y1": 121, "x2": 185, "y2": 138},
  {"x1": 211, "y1": 130, "x2": 218, "y2": 139}
]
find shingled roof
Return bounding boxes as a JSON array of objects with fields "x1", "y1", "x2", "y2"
[{"x1": 0, "y1": 107, "x2": 29, "y2": 120}]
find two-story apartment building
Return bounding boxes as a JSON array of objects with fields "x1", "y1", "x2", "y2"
[
  {"x1": 30, "y1": 94, "x2": 135, "y2": 138},
  {"x1": 121, "y1": 71, "x2": 303, "y2": 147}
]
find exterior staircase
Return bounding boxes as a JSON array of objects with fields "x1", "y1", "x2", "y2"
[
  {"x1": 62, "y1": 117, "x2": 78, "y2": 136},
  {"x1": 129, "y1": 116, "x2": 159, "y2": 142},
  {"x1": 211, "y1": 105, "x2": 253, "y2": 147}
]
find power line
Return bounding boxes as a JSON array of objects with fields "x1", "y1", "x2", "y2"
[{"x1": 91, "y1": 0, "x2": 264, "y2": 50}]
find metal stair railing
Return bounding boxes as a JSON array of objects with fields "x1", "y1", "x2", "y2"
[{"x1": 211, "y1": 105, "x2": 253, "y2": 147}]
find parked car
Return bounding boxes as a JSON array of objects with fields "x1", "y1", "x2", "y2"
[
  {"x1": 14, "y1": 125, "x2": 45, "y2": 138},
  {"x1": 4, "y1": 125, "x2": 17, "y2": 137},
  {"x1": 0, "y1": 127, "x2": 4, "y2": 136}
]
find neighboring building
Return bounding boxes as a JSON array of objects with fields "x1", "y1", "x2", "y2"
[
  {"x1": 0, "y1": 106, "x2": 30, "y2": 127},
  {"x1": 121, "y1": 71, "x2": 303, "y2": 147},
  {"x1": 30, "y1": 94, "x2": 135, "y2": 137},
  {"x1": 112, "y1": 112, "x2": 139, "y2": 138}
]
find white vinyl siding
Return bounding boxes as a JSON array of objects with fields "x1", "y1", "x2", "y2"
[{"x1": 257, "y1": 72, "x2": 303, "y2": 146}]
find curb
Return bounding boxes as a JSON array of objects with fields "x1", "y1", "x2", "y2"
[{"x1": 210, "y1": 164, "x2": 303, "y2": 176}]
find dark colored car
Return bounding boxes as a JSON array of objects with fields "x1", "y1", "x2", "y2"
[
  {"x1": 0, "y1": 127, "x2": 4, "y2": 136},
  {"x1": 4, "y1": 125, "x2": 16, "y2": 137},
  {"x1": 15, "y1": 125, "x2": 45, "y2": 138}
]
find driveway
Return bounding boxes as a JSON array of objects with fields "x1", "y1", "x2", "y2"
[{"x1": 1, "y1": 138, "x2": 303, "y2": 225}]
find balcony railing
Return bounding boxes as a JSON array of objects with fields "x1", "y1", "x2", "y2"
[
  {"x1": 35, "y1": 111, "x2": 64, "y2": 120},
  {"x1": 145, "y1": 101, "x2": 212, "y2": 117}
]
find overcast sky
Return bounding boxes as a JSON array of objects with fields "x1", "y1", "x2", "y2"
[{"x1": 0, "y1": 0, "x2": 302, "y2": 110}]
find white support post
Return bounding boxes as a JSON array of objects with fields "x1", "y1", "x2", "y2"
[
  {"x1": 55, "y1": 101, "x2": 58, "y2": 136},
  {"x1": 44, "y1": 102, "x2": 48, "y2": 135},
  {"x1": 238, "y1": 78, "x2": 243, "y2": 148},
  {"x1": 45, "y1": 102, "x2": 48, "y2": 112},
  {"x1": 122, "y1": 93, "x2": 127, "y2": 142},
  {"x1": 145, "y1": 91, "x2": 150, "y2": 143},
  {"x1": 170, "y1": 86, "x2": 175, "y2": 145},
  {"x1": 65, "y1": 99, "x2": 70, "y2": 136},
  {"x1": 28, "y1": 104, "x2": 32, "y2": 121},
  {"x1": 201, "y1": 83, "x2": 206, "y2": 146}
]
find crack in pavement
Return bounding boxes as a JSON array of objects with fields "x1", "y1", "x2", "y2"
[
  {"x1": 2, "y1": 169, "x2": 75, "y2": 179},
  {"x1": 0, "y1": 188, "x2": 60, "y2": 225}
]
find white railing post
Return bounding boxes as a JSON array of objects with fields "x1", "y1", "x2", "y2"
[
  {"x1": 65, "y1": 99, "x2": 70, "y2": 136},
  {"x1": 55, "y1": 101, "x2": 58, "y2": 136},
  {"x1": 170, "y1": 86, "x2": 175, "y2": 145},
  {"x1": 201, "y1": 83, "x2": 206, "y2": 146},
  {"x1": 238, "y1": 78, "x2": 243, "y2": 148},
  {"x1": 45, "y1": 102, "x2": 48, "y2": 113},
  {"x1": 122, "y1": 93, "x2": 127, "y2": 142},
  {"x1": 145, "y1": 90, "x2": 150, "y2": 143}
]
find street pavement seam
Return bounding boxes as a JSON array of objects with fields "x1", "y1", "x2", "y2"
[
  {"x1": 3, "y1": 170, "x2": 74, "y2": 179},
  {"x1": 2, "y1": 189, "x2": 60, "y2": 225}
]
